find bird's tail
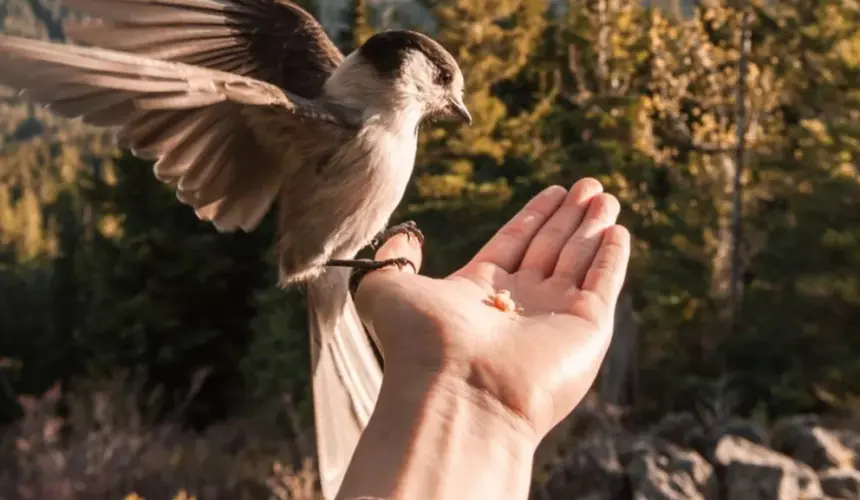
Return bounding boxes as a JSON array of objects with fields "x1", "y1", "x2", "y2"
[{"x1": 305, "y1": 266, "x2": 382, "y2": 499}]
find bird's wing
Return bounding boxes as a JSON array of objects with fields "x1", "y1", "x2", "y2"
[
  {"x1": 0, "y1": 34, "x2": 360, "y2": 232},
  {"x1": 62, "y1": 0, "x2": 343, "y2": 98}
]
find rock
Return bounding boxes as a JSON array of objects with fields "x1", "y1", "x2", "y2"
[
  {"x1": 715, "y1": 417, "x2": 770, "y2": 446},
  {"x1": 686, "y1": 417, "x2": 771, "y2": 467},
  {"x1": 535, "y1": 413, "x2": 860, "y2": 500},
  {"x1": 714, "y1": 435, "x2": 825, "y2": 500},
  {"x1": 820, "y1": 468, "x2": 860, "y2": 499},
  {"x1": 624, "y1": 438, "x2": 718, "y2": 500},
  {"x1": 534, "y1": 436, "x2": 629, "y2": 500},
  {"x1": 834, "y1": 430, "x2": 860, "y2": 470},
  {"x1": 650, "y1": 412, "x2": 705, "y2": 449},
  {"x1": 533, "y1": 398, "x2": 627, "y2": 486},
  {"x1": 772, "y1": 416, "x2": 856, "y2": 470}
]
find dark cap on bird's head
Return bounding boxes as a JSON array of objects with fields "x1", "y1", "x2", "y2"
[
  {"x1": 357, "y1": 30, "x2": 470, "y2": 124},
  {"x1": 359, "y1": 30, "x2": 459, "y2": 84}
]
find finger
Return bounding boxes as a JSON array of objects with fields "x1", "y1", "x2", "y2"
[
  {"x1": 459, "y1": 185, "x2": 568, "y2": 274},
  {"x1": 580, "y1": 225, "x2": 631, "y2": 311},
  {"x1": 373, "y1": 232, "x2": 423, "y2": 275},
  {"x1": 518, "y1": 178, "x2": 604, "y2": 279},
  {"x1": 553, "y1": 193, "x2": 621, "y2": 286}
]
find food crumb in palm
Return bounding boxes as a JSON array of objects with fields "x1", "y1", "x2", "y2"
[{"x1": 486, "y1": 289, "x2": 523, "y2": 313}]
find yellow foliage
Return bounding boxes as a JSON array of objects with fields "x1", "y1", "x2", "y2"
[
  {"x1": 413, "y1": 0, "x2": 555, "y2": 201},
  {"x1": 801, "y1": 119, "x2": 834, "y2": 146}
]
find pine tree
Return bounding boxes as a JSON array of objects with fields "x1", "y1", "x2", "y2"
[
  {"x1": 398, "y1": 0, "x2": 558, "y2": 274},
  {"x1": 75, "y1": 152, "x2": 274, "y2": 427},
  {"x1": 417, "y1": 0, "x2": 554, "y2": 166},
  {"x1": 544, "y1": 0, "x2": 860, "y2": 416},
  {"x1": 721, "y1": 0, "x2": 860, "y2": 413}
]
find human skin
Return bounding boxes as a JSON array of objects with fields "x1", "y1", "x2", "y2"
[{"x1": 338, "y1": 177, "x2": 631, "y2": 500}]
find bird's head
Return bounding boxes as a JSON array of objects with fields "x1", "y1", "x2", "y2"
[{"x1": 325, "y1": 30, "x2": 470, "y2": 127}]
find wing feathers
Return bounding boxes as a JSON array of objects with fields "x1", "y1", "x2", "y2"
[
  {"x1": 48, "y1": 90, "x2": 132, "y2": 119},
  {"x1": 0, "y1": 35, "x2": 316, "y2": 116},
  {"x1": 0, "y1": 34, "x2": 345, "y2": 233},
  {"x1": 2, "y1": 34, "x2": 180, "y2": 76},
  {"x1": 180, "y1": 130, "x2": 235, "y2": 191},
  {"x1": 122, "y1": 110, "x2": 197, "y2": 154},
  {"x1": 68, "y1": 24, "x2": 234, "y2": 50},
  {"x1": 186, "y1": 50, "x2": 255, "y2": 74},
  {"x1": 160, "y1": 112, "x2": 226, "y2": 177},
  {"x1": 86, "y1": 102, "x2": 139, "y2": 127},
  {"x1": 63, "y1": 0, "x2": 231, "y2": 25},
  {"x1": 65, "y1": 0, "x2": 230, "y2": 12},
  {"x1": 142, "y1": 39, "x2": 240, "y2": 61},
  {"x1": 134, "y1": 91, "x2": 227, "y2": 110},
  {"x1": 33, "y1": 84, "x2": 97, "y2": 101},
  {"x1": 62, "y1": 0, "x2": 344, "y2": 98}
]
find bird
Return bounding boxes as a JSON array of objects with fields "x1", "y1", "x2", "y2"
[{"x1": 0, "y1": 0, "x2": 470, "y2": 497}]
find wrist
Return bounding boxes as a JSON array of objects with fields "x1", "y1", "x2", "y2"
[{"x1": 336, "y1": 366, "x2": 538, "y2": 499}]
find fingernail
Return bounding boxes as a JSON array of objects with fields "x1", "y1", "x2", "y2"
[
  {"x1": 540, "y1": 185, "x2": 565, "y2": 198},
  {"x1": 571, "y1": 178, "x2": 604, "y2": 200}
]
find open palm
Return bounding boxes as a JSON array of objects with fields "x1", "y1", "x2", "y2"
[{"x1": 355, "y1": 178, "x2": 630, "y2": 438}]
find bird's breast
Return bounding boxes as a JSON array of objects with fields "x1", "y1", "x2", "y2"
[
  {"x1": 369, "y1": 127, "x2": 418, "y2": 193},
  {"x1": 322, "y1": 125, "x2": 418, "y2": 258},
  {"x1": 358, "y1": 126, "x2": 418, "y2": 220}
]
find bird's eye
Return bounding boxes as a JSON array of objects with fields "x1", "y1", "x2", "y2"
[{"x1": 438, "y1": 70, "x2": 453, "y2": 85}]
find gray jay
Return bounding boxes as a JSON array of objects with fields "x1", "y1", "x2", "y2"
[{"x1": 0, "y1": 0, "x2": 469, "y2": 497}]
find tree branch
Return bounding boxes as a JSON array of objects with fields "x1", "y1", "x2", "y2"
[{"x1": 730, "y1": 9, "x2": 752, "y2": 333}]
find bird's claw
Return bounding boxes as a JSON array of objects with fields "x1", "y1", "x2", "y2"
[
  {"x1": 326, "y1": 257, "x2": 417, "y2": 294},
  {"x1": 347, "y1": 257, "x2": 416, "y2": 294},
  {"x1": 327, "y1": 221, "x2": 423, "y2": 293},
  {"x1": 371, "y1": 220, "x2": 424, "y2": 249}
]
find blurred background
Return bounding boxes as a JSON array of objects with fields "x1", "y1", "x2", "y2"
[{"x1": 1, "y1": 0, "x2": 859, "y2": 498}]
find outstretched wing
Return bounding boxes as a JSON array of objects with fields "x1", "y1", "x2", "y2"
[
  {"x1": 62, "y1": 0, "x2": 344, "y2": 99},
  {"x1": 0, "y1": 34, "x2": 359, "y2": 232}
]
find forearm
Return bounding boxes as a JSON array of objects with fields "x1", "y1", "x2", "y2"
[{"x1": 336, "y1": 369, "x2": 537, "y2": 500}]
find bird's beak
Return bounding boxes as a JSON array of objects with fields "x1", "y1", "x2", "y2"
[{"x1": 448, "y1": 96, "x2": 472, "y2": 125}]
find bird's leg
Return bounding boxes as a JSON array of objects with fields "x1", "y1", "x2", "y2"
[
  {"x1": 328, "y1": 221, "x2": 425, "y2": 293},
  {"x1": 326, "y1": 258, "x2": 417, "y2": 294},
  {"x1": 370, "y1": 220, "x2": 424, "y2": 250}
]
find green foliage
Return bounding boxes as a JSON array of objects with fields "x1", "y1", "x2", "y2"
[
  {"x1": 0, "y1": 263, "x2": 58, "y2": 422},
  {"x1": 241, "y1": 285, "x2": 313, "y2": 423},
  {"x1": 70, "y1": 153, "x2": 277, "y2": 426},
  {"x1": 542, "y1": 0, "x2": 860, "y2": 417},
  {"x1": 397, "y1": 0, "x2": 561, "y2": 274}
]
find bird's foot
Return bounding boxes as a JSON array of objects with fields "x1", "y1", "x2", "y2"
[
  {"x1": 326, "y1": 257, "x2": 417, "y2": 294},
  {"x1": 370, "y1": 220, "x2": 424, "y2": 250},
  {"x1": 327, "y1": 221, "x2": 423, "y2": 293}
]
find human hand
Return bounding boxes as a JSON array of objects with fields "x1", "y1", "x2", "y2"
[
  {"x1": 338, "y1": 178, "x2": 631, "y2": 499},
  {"x1": 354, "y1": 177, "x2": 631, "y2": 443}
]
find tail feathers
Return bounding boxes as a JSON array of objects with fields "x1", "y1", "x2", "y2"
[{"x1": 306, "y1": 267, "x2": 382, "y2": 499}]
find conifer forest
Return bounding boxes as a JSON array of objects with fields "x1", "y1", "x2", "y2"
[{"x1": 1, "y1": 0, "x2": 859, "y2": 498}]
